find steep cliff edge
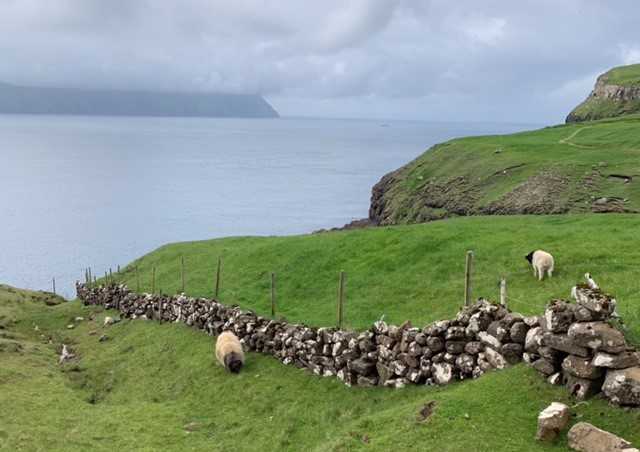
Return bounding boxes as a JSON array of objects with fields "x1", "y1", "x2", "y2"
[
  {"x1": 368, "y1": 115, "x2": 640, "y2": 226},
  {"x1": 566, "y1": 64, "x2": 640, "y2": 123}
]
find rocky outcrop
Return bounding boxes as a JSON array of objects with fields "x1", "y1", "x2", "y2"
[
  {"x1": 566, "y1": 64, "x2": 640, "y2": 123},
  {"x1": 525, "y1": 284, "x2": 640, "y2": 406},
  {"x1": 536, "y1": 402, "x2": 570, "y2": 442}
]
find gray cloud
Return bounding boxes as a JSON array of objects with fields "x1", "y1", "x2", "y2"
[{"x1": 0, "y1": 0, "x2": 639, "y2": 122}]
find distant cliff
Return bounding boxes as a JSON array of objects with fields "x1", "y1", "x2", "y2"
[
  {"x1": 0, "y1": 82, "x2": 279, "y2": 118},
  {"x1": 566, "y1": 64, "x2": 640, "y2": 123}
]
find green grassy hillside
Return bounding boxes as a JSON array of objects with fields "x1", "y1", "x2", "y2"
[
  {"x1": 113, "y1": 214, "x2": 640, "y2": 344},
  {"x1": 2, "y1": 280, "x2": 640, "y2": 452},
  {"x1": 603, "y1": 63, "x2": 640, "y2": 87},
  {"x1": 368, "y1": 115, "x2": 640, "y2": 225}
]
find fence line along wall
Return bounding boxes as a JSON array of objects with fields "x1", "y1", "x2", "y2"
[{"x1": 75, "y1": 282, "x2": 639, "y2": 405}]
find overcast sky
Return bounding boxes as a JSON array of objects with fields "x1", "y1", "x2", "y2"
[{"x1": 1, "y1": 0, "x2": 639, "y2": 123}]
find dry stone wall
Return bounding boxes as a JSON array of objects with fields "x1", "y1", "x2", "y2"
[
  {"x1": 525, "y1": 285, "x2": 640, "y2": 406},
  {"x1": 76, "y1": 282, "x2": 639, "y2": 405}
]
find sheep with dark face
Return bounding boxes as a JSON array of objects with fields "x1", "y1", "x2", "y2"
[
  {"x1": 525, "y1": 250, "x2": 554, "y2": 281},
  {"x1": 215, "y1": 331, "x2": 244, "y2": 373}
]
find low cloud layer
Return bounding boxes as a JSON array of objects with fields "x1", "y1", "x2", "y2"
[{"x1": 1, "y1": 0, "x2": 639, "y2": 122}]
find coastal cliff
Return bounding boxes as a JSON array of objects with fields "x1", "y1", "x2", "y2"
[
  {"x1": 566, "y1": 64, "x2": 640, "y2": 123},
  {"x1": 0, "y1": 82, "x2": 279, "y2": 118},
  {"x1": 367, "y1": 65, "x2": 640, "y2": 226}
]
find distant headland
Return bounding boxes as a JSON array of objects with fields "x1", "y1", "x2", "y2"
[{"x1": 0, "y1": 82, "x2": 279, "y2": 118}]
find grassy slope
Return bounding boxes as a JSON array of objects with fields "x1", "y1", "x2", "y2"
[
  {"x1": 2, "y1": 283, "x2": 640, "y2": 452},
  {"x1": 606, "y1": 63, "x2": 640, "y2": 87},
  {"x1": 373, "y1": 115, "x2": 640, "y2": 224},
  {"x1": 115, "y1": 214, "x2": 640, "y2": 344}
]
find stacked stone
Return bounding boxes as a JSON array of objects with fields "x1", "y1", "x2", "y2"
[
  {"x1": 525, "y1": 285, "x2": 640, "y2": 406},
  {"x1": 77, "y1": 283, "x2": 531, "y2": 389}
]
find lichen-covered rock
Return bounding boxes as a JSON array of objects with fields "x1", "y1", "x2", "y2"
[
  {"x1": 464, "y1": 341, "x2": 483, "y2": 355},
  {"x1": 426, "y1": 336, "x2": 445, "y2": 352},
  {"x1": 562, "y1": 355, "x2": 604, "y2": 380},
  {"x1": 525, "y1": 326, "x2": 543, "y2": 353},
  {"x1": 533, "y1": 358, "x2": 557, "y2": 376},
  {"x1": 455, "y1": 353, "x2": 475, "y2": 376},
  {"x1": 510, "y1": 322, "x2": 529, "y2": 344},
  {"x1": 593, "y1": 351, "x2": 640, "y2": 369},
  {"x1": 501, "y1": 343, "x2": 523, "y2": 365},
  {"x1": 543, "y1": 333, "x2": 590, "y2": 357},
  {"x1": 538, "y1": 346, "x2": 565, "y2": 366},
  {"x1": 432, "y1": 362, "x2": 454, "y2": 385},
  {"x1": 543, "y1": 300, "x2": 574, "y2": 333},
  {"x1": 487, "y1": 320, "x2": 509, "y2": 342},
  {"x1": 536, "y1": 402, "x2": 570, "y2": 442},
  {"x1": 565, "y1": 373, "x2": 603, "y2": 401},
  {"x1": 567, "y1": 422, "x2": 638, "y2": 452},
  {"x1": 568, "y1": 322, "x2": 626, "y2": 353},
  {"x1": 484, "y1": 347, "x2": 507, "y2": 370},
  {"x1": 350, "y1": 358, "x2": 376, "y2": 376},
  {"x1": 445, "y1": 326, "x2": 466, "y2": 341},
  {"x1": 573, "y1": 287, "x2": 617, "y2": 317},
  {"x1": 478, "y1": 331, "x2": 502, "y2": 351},
  {"x1": 445, "y1": 341, "x2": 466, "y2": 354},
  {"x1": 602, "y1": 367, "x2": 640, "y2": 406}
]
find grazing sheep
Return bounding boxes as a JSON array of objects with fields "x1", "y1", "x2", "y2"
[
  {"x1": 525, "y1": 250, "x2": 555, "y2": 281},
  {"x1": 215, "y1": 331, "x2": 244, "y2": 373}
]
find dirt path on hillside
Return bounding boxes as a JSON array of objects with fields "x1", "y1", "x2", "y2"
[{"x1": 559, "y1": 126, "x2": 594, "y2": 148}]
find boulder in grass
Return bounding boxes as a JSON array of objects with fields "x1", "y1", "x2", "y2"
[
  {"x1": 567, "y1": 422, "x2": 639, "y2": 452},
  {"x1": 535, "y1": 402, "x2": 570, "y2": 442},
  {"x1": 602, "y1": 367, "x2": 640, "y2": 406}
]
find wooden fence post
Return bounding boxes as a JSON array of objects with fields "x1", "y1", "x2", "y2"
[
  {"x1": 464, "y1": 251, "x2": 474, "y2": 306},
  {"x1": 152, "y1": 267, "x2": 156, "y2": 294},
  {"x1": 109, "y1": 268, "x2": 113, "y2": 283},
  {"x1": 117, "y1": 265, "x2": 120, "y2": 273},
  {"x1": 158, "y1": 296, "x2": 163, "y2": 323},
  {"x1": 337, "y1": 271, "x2": 345, "y2": 329},
  {"x1": 88, "y1": 267, "x2": 93, "y2": 287},
  {"x1": 500, "y1": 278, "x2": 507, "y2": 308},
  {"x1": 181, "y1": 256, "x2": 185, "y2": 294},
  {"x1": 271, "y1": 272, "x2": 276, "y2": 318},
  {"x1": 214, "y1": 257, "x2": 222, "y2": 298},
  {"x1": 52, "y1": 277, "x2": 56, "y2": 295}
]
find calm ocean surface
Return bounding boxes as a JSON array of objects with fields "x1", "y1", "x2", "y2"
[{"x1": 0, "y1": 115, "x2": 537, "y2": 297}]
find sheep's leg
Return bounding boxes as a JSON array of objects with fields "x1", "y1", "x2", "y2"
[
  {"x1": 533, "y1": 266, "x2": 538, "y2": 278},
  {"x1": 538, "y1": 266, "x2": 544, "y2": 281},
  {"x1": 547, "y1": 268, "x2": 553, "y2": 278}
]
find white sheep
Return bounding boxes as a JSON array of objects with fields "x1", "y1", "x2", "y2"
[{"x1": 525, "y1": 250, "x2": 555, "y2": 281}]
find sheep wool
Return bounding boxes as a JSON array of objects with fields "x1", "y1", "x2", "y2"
[
  {"x1": 525, "y1": 250, "x2": 554, "y2": 281},
  {"x1": 215, "y1": 331, "x2": 245, "y2": 373}
]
